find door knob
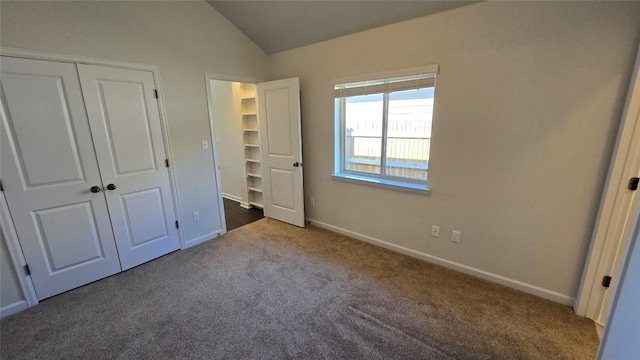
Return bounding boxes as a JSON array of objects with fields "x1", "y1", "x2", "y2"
[
  {"x1": 293, "y1": 162, "x2": 300, "y2": 167},
  {"x1": 90, "y1": 186, "x2": 101, "y2": 193},
  {"x1": 106, "y1": 184, "x2": 117, "y2": 191}
]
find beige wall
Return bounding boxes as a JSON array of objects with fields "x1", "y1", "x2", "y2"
[
  {"x1": 0, "y1": 1, "x2": 270, "y2": 243},
  {"x1": 270, "y1": 1, "x2": 640, "y2": 300},
  {"x1": 3, "y1": 0, "x2": 640, "y2": 304},
  {"x1": 210, "y1": 80, "x2": 247, "y2": 203}
]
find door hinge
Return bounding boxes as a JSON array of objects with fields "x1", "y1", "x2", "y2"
[
  {"x1": 165, "y1": 159, "x2": 170, "y2": 168},
  {"x1": 175, "y1": 221, "x2": 179, "y2": 229},
  {"x1": 154, "y1": 89, "x2": 159, "y2": 99},
  {"x1": 628, "y1": 177, "x2": 639, "y2": 191},
  {"x1": 602, "y1": 275, "x2": 612, "y2": 288},
  {"x1": 24, "y1": 264, "x2": 31, "y2": 276}
]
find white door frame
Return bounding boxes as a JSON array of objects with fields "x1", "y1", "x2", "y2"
[
  {"x1": 1, "y1": 192, "x2": 39, "y2": 313},
  {"x1": 575, "y1": 43, "x2": 640, "y2": 323},
  {"x1": 204, "y1": 72, "x2": 263, "y2": 233},
  {"x1": 0, "y1": 47, "x2": 184, "y2": 248}
]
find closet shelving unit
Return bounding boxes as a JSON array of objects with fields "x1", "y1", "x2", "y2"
[{"x1": 240, "y1": 83, "x2": 263, "y2": 209}]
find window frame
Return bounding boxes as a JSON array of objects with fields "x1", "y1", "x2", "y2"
[{"x1": 332, "y1": 65, "x2": 438, "y2": 192}]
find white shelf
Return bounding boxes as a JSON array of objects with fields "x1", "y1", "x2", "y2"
[
  {"x1": 240, "y1": 83, "x2": 263, "y2": 211},
  {"x1": 249, "y1": 202, "x2": 263, "y2": 209}
]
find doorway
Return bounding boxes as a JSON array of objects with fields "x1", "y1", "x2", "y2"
[
  {"x1": 206, "y1": 73, "x2": 306, "y2": 230},
  {"x1": 207, "y1": 77, "x2": 265, "y2": 231}
]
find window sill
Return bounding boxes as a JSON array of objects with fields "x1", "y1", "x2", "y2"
[{"x1": 332, "y1": 173, "x2": 430, "y2": 194}]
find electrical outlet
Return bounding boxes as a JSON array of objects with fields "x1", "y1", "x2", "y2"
[
  {"x1": 430, "y1": 225, "x2": 440, "y2": 238},
  {"x1": 451, "y1": 230, "x2": 461, "y2": 243},
  {"x1": 202, "y1": 140, "x2": 209, "y2": 150},
  {"x1": 310, "y1": 197, "x2": 316, "y2": 206},
  {"x1": 193, "y1": 211, "x2": 200, "y2": 222}
]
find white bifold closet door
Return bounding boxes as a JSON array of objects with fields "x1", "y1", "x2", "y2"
[
  {"x1": 0, "y1": 57, "x2": 179, "y2": 300},
  {"x1": 77, "y1": 65, "x2": 179, "y2": 271},
  {"x1": 0, "y1": 57, "x2": 121, "y2": 299}
]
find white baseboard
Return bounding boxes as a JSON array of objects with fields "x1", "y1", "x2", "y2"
[
  {"x1": 1, "y1": 300, "x2": 29, "y2": 318},
  {"x1": 222, "y1": 194, "x2": 250, "y2": 209},
  {"x1": 595, "y1": 323, "x2": 604, "y2": 339},
  {"x1": 184, "y1": 229, "x2": 224, "y2": 249},
  {"x1": 222, "y1": 193, "x2": 242, "y2": 202},
  {"x1": 307, "y1": 218, "x2": 575, "y2": 306}
]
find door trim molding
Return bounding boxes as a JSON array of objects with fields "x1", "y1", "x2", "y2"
[
  {"x1": 205, "y1": 72, "x2": 263, "y2": 84},
  {"x1": 1, "y1": 47, "x2": 161, "y2": 72},
  {"x1": 1, "y1": 192, "x2": 39, "y2": 312},
  {"x1": 575, "y1": 43, "x2": 640, "y2": 320},
  {"x1": 0, "y1": 47, "x2": 185, "y2": 249}
]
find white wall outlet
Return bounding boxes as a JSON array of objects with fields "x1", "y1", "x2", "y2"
[
  {"x1": 430, "y1": 225, "x2": 440, "y2": 238},
  {"x1": 310, "y1": 197, "x2": 316, "y2": 206},
  {"x1": 451, "y1": 230, "x2": 461, "y2": 243},
  {"x1": 193, "y1": 211, "x2": 200, "y2": 222},
  {"x1": 202, "y1": 140, "x2": 209, "y2": 150}
]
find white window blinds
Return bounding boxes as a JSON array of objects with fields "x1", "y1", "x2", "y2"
[{"x1": 334, "y1": 73, "x2": 437, "y2": 98}]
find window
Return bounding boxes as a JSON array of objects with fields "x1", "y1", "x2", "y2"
[{"x1": 333, "y1": 65, "x2": 438, "y2": 191}]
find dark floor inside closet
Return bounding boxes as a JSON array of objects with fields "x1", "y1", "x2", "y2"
[{"x1": 223, "y1": 198, "x2": 264, "y2": 231}]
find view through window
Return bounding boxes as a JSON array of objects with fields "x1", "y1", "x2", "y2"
[{"x1": 335, "y1": 69, "x2": 436, "y2": 186}]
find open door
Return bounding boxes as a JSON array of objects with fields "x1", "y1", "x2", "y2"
[
  {"x1": 257, "y1": 78, "x2": 305, "y2": 227},
  {"x1": 576, "y1": 43, "x2": 640, "y2": 326}
]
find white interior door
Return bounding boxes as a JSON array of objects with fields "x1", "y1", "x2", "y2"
[
  {"x1": 577, "y1": 45, "x2": 640, "y2": 326},
  {"x1": 78, "y1": 64, "x2": 179, "y2": 270},
  {"x1": 595, "y1": 119, "x2": 640, "y2": 326},
  {"x1": 257, "y1": 78, "x2": 305, "y2": 227},
  {"x1": 0, "y1": 57, "x2": 121, "y2": 300}
]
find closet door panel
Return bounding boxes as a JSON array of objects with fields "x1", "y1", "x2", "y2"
[
  {"x1": 78, "y1": 64, "x2": 179, "y2": 270},
  {"x1": 1, "y1": 73, "x2": 85, "y2": 186},
  {"x1": 96, "y1": 81, "x2": 157, "y2": 174},
  {"x1": 119, "y1": 188, "x2": 169, "y2": 248},
  {"x1": 0, "y1": 57, "x2": 121, "y2": 300}
]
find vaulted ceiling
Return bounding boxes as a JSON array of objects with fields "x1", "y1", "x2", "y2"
[{"x1": 207, "y1": 1, "x2": 477, "y2": 54}]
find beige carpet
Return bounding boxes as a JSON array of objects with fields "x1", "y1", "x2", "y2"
[{"x1": 0, "y1": 218, "x2": 598, "y2": 359}]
